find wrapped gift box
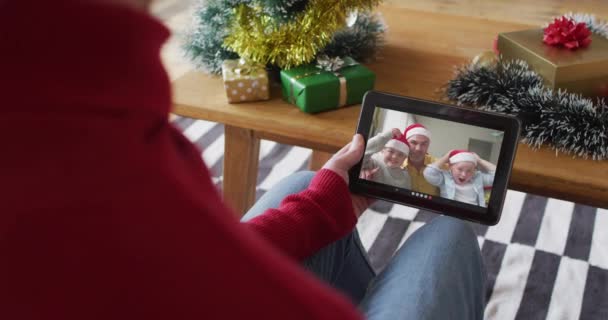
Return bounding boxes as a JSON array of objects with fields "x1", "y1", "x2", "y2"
[
  {"x1": 497, "y1": 29, "x2": 608, "y2": 98},
  {"x1": 280, "y1": 59, "x2": 375, "y2": 114},
  {"x1": 221, "y1": 59, "x2": 270, "y2": 103}
]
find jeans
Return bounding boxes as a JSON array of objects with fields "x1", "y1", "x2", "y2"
[{"x1": 242, "y1": 171, "x2": 486, "y2": 320}]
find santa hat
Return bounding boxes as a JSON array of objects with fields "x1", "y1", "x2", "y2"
[
  {"x1": 404, "y1": 123, "x2": 431, "y2": 140},
  {"x1": 384, "y1": 136, "x2": 410, "y2": 155},
  {"x1": 449, "y1": 150, "x2": 477, "y2": 165}
]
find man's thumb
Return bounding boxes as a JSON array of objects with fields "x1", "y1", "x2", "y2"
[{"x1": 344, "y1": 134, "x2": 365, "y2": 165}]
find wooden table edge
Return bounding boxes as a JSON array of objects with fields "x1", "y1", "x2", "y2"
[{"x1": 174, "y1": 100, "x2": 607, "y2": 209}]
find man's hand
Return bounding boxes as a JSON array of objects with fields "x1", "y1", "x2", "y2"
[
  {"x1": 323, "y1": 134, "x2": 365, "y2": 183},
  {"x1": 323, "y1": 134, "x2": 375, "y2": 218}
]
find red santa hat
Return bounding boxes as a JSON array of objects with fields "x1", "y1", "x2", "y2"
[
  {"x1": 449, "y1": 150, "x2": 477, "y2": 165},
  {"x1": 404, "y1": 123, "x2": 431, "y2": 140},
  {"x1": 384, "y1": 136, "x2": 410, "y2": 155}
]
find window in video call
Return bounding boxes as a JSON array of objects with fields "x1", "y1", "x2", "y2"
[{"x1": 360, "y1": 106, "x2": 504, "y2": 209}]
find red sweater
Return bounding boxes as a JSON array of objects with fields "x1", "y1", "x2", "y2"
[{"x1": 0, "y1": 2, "x2": 363, "y2": 319}]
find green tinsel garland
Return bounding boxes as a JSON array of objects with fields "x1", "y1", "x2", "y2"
[
  {"x1": 319, "y1": 12, "x2": 386, "y2": 62},
  {"x1": 259, "y1": 0, "x2": 309, "y2": 22},
  {"x1": 182, "y1": 0, "x2": 247, "y2": 74},
  {"x1": 445, "y1": 59, "x2": 608, "y2": 160}
]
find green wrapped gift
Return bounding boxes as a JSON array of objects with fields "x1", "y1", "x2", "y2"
[{"x1": 280, "y1": 56, "x2": 376, "y2": 113}]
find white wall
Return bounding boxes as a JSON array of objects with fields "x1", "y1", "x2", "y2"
[
  {"x1": 378, "y1": 109, "x2": 415, "y2": 134},
  {"x1": 417, "y1": 116, "x2": 502, "y2": 163}
]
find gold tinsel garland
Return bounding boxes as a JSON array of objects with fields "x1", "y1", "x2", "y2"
[{"x1": 223, "y1": 0, "x2": 381, "y2": 69}]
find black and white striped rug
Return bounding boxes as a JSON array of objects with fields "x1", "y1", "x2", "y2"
[{"x1": 174, "y1": 116, "x2": 608, "y2": 320}]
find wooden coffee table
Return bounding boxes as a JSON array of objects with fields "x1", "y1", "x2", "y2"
[{"x1": 172, "y1": 6, "x2": 608, "y2": 214}]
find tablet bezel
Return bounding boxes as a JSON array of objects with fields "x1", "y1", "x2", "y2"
[{"x1": 348, "y1": 91, "x2": 521, "y2": 225}]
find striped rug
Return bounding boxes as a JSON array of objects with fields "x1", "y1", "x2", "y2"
[{"x1": 174, "y1": 116, "x2": 608, "y2": 320}]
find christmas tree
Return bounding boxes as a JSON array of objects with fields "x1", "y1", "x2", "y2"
[{"x1": 183, "y1": 0, "x2": 386, "y2": 74}]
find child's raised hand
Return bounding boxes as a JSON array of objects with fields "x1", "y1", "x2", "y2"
[
  {"x1": 443, "y1": 150, "x2": 453, "y2": 160},
  {"x1": 360, "y1": 166, "x2": 380, "y2": 180},
  {"x1": 391, "y1": 128, "x2": 403, "y2": 139}
]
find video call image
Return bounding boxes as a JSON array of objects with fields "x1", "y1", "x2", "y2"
[{"x1": 360, "y1": 107, "x2": 504, "y2": 208}]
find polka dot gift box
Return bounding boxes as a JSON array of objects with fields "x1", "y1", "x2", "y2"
[{"x1": 221, "y1": 59, "x2": 270, "y2": 103}]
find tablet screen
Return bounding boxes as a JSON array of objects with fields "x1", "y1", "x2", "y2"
[{"x1": 359, "y1": 106, "x2": 504, "y2": 212}]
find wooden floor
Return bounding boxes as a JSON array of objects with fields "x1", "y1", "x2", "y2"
[{"x1": 153, "y1": 0, "x2": 608, "y2": 82}]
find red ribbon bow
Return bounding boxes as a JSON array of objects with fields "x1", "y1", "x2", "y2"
[{"x1": 543, "y1": 16, "x2": 592, "y2": 49}]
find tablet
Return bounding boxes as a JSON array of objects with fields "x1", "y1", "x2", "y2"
[{"x1": 349, "y1": 91, "x2": 521, "y2": 225}]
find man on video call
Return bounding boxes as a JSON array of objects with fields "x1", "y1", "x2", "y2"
[{"x1": 401, "y1": 124, "x2": 440, "y2": 196}]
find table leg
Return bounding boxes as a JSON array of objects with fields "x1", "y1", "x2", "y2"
[
  {"x1": 223, "y1": 125, "x2": 260, "y2": 216},
  {"x1": 309, "y1": 150, "x2": 334, "y2": 171}
]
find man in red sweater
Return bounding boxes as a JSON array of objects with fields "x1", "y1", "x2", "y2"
[{"x1": 1, "y1": 1, "x2": 485, "y2": 319}]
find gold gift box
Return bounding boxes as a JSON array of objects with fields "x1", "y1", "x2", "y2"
[
  {"x1": 221, "y1": 59, "x2": 270, "y2": 103},
  {"x1": 497, "y1": 29, "x2": 608, "y2": 98}
]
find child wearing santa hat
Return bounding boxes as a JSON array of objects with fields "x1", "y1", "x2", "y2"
[
  {"x1": 423, "y1": 150, "x2": 496, "y2": 207},
  {"x1": 361, "y1": 128, "x2": 412, "y2": 189}
]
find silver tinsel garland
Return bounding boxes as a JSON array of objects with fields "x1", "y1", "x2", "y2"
[{"x1": 446, "y1": 59, "x2": 608, "y2": 160}]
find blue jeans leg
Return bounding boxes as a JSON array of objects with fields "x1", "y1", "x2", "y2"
[
  {"x1": 242, "y1": 171, "x2": 376, "y2": 304},
  {"x1": 360, "y1": 216, "x2": 486, "y2": 320}
]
